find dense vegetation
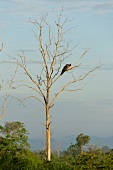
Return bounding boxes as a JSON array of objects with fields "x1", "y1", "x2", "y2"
[{"x1": 0, "y1": 122, "x2": 113, "y2": 170}]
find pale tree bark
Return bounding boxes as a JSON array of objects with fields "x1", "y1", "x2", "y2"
[{"x1": 2, "y1": 11, "x2": 100, "y2": 161}]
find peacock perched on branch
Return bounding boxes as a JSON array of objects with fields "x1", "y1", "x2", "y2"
[{"x1": 61, "y1": 64, "x2": 71, "y2": 75}]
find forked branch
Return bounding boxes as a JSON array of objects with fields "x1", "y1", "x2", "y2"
[{"x1": 50, "y1": 63, "x2": 100, "y2": 108}]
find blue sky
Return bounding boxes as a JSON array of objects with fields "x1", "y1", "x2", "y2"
[{"x1": 0, "y1": 0, "x2": 113, "y2": 140}]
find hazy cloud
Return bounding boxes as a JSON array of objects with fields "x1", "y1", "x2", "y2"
[
  {"x1": 0, "y1": 0, "x2": 113, "y2": 16},
  {"x1": 65, "y1": 1, "x2": 113, "y2": 13}
]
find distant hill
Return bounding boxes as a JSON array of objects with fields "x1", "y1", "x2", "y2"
[
  {"x1": 28, "y1": 135, "x2": 113, "y2": 151},
  {"x1": 28, "y1": 138, "x2": 57, "y2": 151}
]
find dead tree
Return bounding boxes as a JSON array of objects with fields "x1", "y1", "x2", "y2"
[
  {"x1": 0, "y1": 43, "x2": 18, "y2": 121},
  {"x1": 2, "y1": 13, "x2": 100, "y2": 161},
  {"x1": 0, "y1": 66, "x2": 18, "y2": 121}
]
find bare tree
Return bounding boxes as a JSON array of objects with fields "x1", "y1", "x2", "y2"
[
  {"x1": 2, "y1": 13, "x2": 100, "y2": 161},
  {"x1": 0, "y1": 43, "x2": 18, "y2": 121},
  {"x1": 0, "y1": 66, "x2": 18, "y2": 121}
]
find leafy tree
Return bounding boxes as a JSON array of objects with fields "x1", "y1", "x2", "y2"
[
  {"x1": 0, "y1": 121, "x2": 34, "y2": 169},
  {"x1": 3, "y1": 11, "x2": 100, "y2": 161},
  {"x1": 76, "y1": 133, "x2": 90, "y2": 154},
  {"x1": 102, "y1": 146, "x2": 110, "y2": 154},
  {"x1": 0, "y1": 121, "x2": 30, "y2": 151},
  {"x1": 67, "y1": 143, "x2": 81, "y2": 156},
  {"x1": 88, "y1": 144, "x2": 101, "y2": 154}
]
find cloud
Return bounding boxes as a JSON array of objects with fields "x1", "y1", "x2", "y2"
[
  {"x1": 64, "y1": 1, "x2": 113, "y2": 13},
  {"x1": 0, "y1": 0, "x2": 47, "y2": 15},
  {"x1": 0, "y1": 0, "x2": 113, "y2": 30},
  {"x1": 1, "y1": 0, "x2": 113, "y2": 17},
  {"x1": 92, "y1": 1, "x2": 113, "y2": 13}
]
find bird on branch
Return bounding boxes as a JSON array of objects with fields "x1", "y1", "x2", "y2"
[{"x1": 61, "y1": 64, "x2": 71, "y2": 75}]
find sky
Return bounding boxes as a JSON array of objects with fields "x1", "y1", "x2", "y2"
[{"x1": 0, "y1": 0, "x2": 113, "y2": 141}]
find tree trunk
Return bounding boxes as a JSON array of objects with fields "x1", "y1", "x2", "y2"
[
  {"x1": 81, "y1": 145, "x2": 84, "y2": 154},
  {"x1": 45, "y1": 75, "x2": 51, "y2": 161},
  {"x1": 46, "y1": 105, "x2": 51, "y2": 161}
]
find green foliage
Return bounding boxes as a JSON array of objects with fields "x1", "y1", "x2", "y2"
[
  {"x1": 0, "y1": 121, "x2": 30, "y2": 150},
  {"x1": 1, "y1": 123, "x2": 113, "y2": 170},
  {"x1": 0, "y1": 149, "x2": 45, "y2": 170},
  {"x1": 0, "y1": 121, "x2": 31, "y2": 169},
  {"x1": 67, "y1": 143, "x2": 81, "y2": 156},
  {"x1": 102, "y1": 146, "x2": 110, "y2": 154},
  {"x1": 76, "y1": 133, "x2": 90, "y2": 154},
  {"x1": 76, "y1": 133, "x2": 90, "y2": 147},
  {"x1": 71, "y1": 152, "x2": 113, "y2": 170}
]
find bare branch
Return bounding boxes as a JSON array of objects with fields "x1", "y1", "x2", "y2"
[
  {"x1": 0, "y1": 43, "x2": 3, "y2": 51},
  {"x1": 50, "y1": 63, "x2": 100, "y2": 108},
  {"x1": 0, "y1": 64, "x2": 18, "y2": 120},
  {"x1": 18, "y1": 95, "x2": 45, "y2": 107},
  {"x1": 50, "y1": 64, "x2": 81, "y2": 87},
  {"x1": 76, "y1": 48, "x2": 90, "y2": 65},
  {"x1": 63, "y1": 25, "x2": 78, "y2": 34},
  {"x1": 64, "y1": 87, "x2": 83, "y2": 92}
]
